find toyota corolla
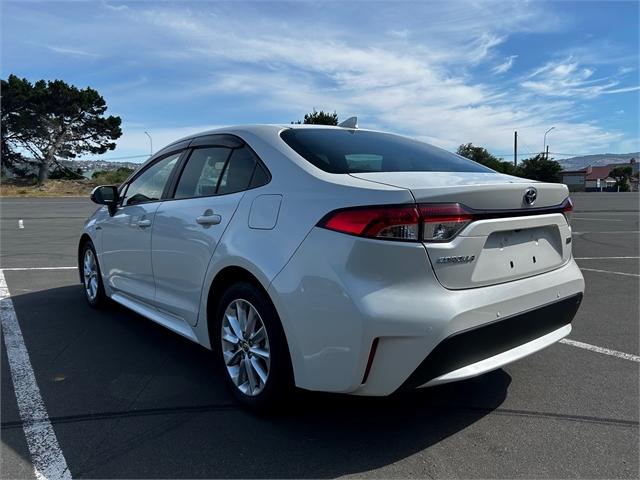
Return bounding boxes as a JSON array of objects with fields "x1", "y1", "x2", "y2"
[{"x1": 79, "y1": 120, "x2": 584, "y2": 410}]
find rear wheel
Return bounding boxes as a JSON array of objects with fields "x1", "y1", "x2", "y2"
[
  {"x1": 80, "y1": 241, "x2": 107, "y2": 308},
  {"x1": 213, "y1": 282, "x2": 293, "y2": 412}
]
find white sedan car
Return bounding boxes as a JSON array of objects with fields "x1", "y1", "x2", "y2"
[{"x1": 79, "y1": 122, "x2": 584, "y2": 410}]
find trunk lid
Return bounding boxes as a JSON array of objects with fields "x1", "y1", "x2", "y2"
[
  {"x1": 349, "y1": 172, "x2": 568, "y2": 209},
  {"x1": 350, "y1": 172, "x2": 573, "y2": 289}
]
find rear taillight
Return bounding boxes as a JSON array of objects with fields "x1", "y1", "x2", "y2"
[
  {"x1": 321, "y1": 205, "x2": 420, "y2": 241},
  {"x1": 319, "y1": 203, "x2": 473, "y2": 242},
  {"x1": 320, "y1": 200, "x2": 573, "y2": 242},
  {"x1": 562, "y1": 197, "x2": 573, "y2": 225}
]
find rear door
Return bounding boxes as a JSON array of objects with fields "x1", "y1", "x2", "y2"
[
  {"x1": 100, "y1": 151, "x2": 183, "y2": 305},
  {"x1": 152, "y1": 138, "x2": 268, "y2": 326}
]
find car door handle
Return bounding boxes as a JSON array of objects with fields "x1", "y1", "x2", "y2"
[
  {"x1": 137, "y1": 219, "x2": 152, "y2": 228},
  {"x1": 196, "y1": 210, "x2": 222, "y2": 226}
]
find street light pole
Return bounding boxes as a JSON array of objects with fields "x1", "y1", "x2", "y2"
[
  {"x1": 144, "y1": 131, "x2": 153, "y2": 157},
  {"x1": 543, "y1": 127, "x2": 555, "y2": 159}
]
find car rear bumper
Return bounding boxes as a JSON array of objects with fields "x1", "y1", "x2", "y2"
[
  {"x1": 269, "y1": 227, "x2": 585, "y2": 396},
  {"x1": 419, "y1": 324, "x2": 572, "y2": 388},
  {"x1": 401, "y1": 293, "x2": 582, "y2": 390}
]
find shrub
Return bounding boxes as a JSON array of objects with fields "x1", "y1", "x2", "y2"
[{"x1": 91, "y1": 167, "x2": 135, "y2": 185}]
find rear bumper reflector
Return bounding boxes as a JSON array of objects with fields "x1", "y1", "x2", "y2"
[{"x1": 362, "y1": 338, "x2": 379, "y2": 384}]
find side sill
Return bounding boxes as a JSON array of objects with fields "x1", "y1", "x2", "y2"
[{"x1": 110, "y1": 293, "x2": 198, "y2": 343}]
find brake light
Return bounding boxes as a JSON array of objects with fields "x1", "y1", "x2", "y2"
[
  {"x1": 562, "y1": 197, "x2": 573, "y2": 225},
  {"x1": 319, "y1": 203, "x2": 472, "y2": 242},
  {"x1": 321, "y1": 205, "x2": 420, "y2": 241}
]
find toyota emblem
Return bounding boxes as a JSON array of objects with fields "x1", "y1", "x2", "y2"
[{"x1": 523, "y1": 187, "x2": 537, "y2": 206}]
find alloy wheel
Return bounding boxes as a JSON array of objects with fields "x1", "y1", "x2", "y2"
[
  {"x1": 221, "y1": 299, "x2": 271, "y2": 396},
  {"x1": 83, "y1": 248, "x2": 99, "y2": 302}
]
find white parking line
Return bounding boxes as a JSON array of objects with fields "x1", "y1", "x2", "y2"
[
  {"x1": 572, "y1": 217, "x2": 624, "y2": 222},
  {"x1": 18, "y1": 219, "x2": 24, "y2": 229},
  {"x1": 574, "y1": 256, "x2": 639, "y2": 260},
  {"x1": 0, "y1": 267, "x2": 76, "y2": 271},
  {"x1": 560, "y1": 338, "x2": 640, "y2": 362},
  {"x1": 0, "y1": 270, "x2": 72, "y2": 480},
  {"x1": 573, "y1": 212, "x2": 638, "y2": 215},
  {"x1": 579, "y1": 267, "x2": 639, "y2": 278},
  {"x1": 573, "y1": 231, "x2": 639, "y2": 234}
]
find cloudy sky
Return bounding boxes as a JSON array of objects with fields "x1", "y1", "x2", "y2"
[{"x1": 2, "y1": 0, "x2": 639, "y2": 162}]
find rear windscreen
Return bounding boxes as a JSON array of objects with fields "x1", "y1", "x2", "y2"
[{"x1": 280, "y1": 128, "x2": 493, "y2": 174}]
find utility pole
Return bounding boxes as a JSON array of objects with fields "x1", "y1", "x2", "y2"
[
  {"x1": 144, "y1": 131, "x2": 153, "y2": 157},
  {"x1": 514, "y1": 131, "x2": 518, "y2": 167},
  {"x1": 546, "y1": 145, "x2": 549, "y2": 160},
  {"x1": 543, "y1": 126, "x2": 555, "y2": 158}
]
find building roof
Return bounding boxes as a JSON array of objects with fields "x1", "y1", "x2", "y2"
[{"x1": 585, "y1": 165, "x2": 615, "y2": 181}]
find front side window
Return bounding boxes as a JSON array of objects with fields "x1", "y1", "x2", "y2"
[
  {"x1": 123, "y1": 152, "x2": 181, "y2": 206},
  {"x1": 174, "y1": 147, "x2": 231, "y2": 199},
  {"x1": 280, "y1": 128, "x2": 493, "y2": 174}
]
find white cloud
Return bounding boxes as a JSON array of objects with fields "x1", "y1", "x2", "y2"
[
  {"x1": 101, "y1": 1, "x2": 128, "y2": 12},
  {"x1": 522, "y1": 56, "x2": 639, "y2": 98},
  {"x1": 46, "y1": 45, "x2": 101, "y2": 58},
  {"x1": 603, "y1": 85, "x2": 640, "y2": 94},
  {"x1": 388, "y1": 29, "x2": 409, "y2": 39},
  {"x1": 618, "y1": 66, "x2": 635, "y2": 75},
  {"x1": 492, "y1": 55, "x2": 518, "y2": 74}
]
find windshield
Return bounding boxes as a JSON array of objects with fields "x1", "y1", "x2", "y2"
[{"x1": 280, "y1": 128, "x2": 493, "y2": 174}]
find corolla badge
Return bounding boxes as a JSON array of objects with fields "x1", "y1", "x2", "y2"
[
  {"x1": 436, "y1": 255, "x2": 475, "y2": 264},
  {"x1": 523, "y1": 187, "x2": 537, "y2": 206}
]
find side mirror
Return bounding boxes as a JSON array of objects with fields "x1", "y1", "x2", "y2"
[{"x1": 90, "y1": 185, "x2": 119, "y2": 216}]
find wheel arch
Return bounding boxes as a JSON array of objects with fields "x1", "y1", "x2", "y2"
[
  {"x1": 77, "y1": 233, "x2": 93, "y2": 282},
  {"x1": 205, "y1": 265, "x2": 294, "y2": 368},
  {"x1": 206, "y1": 266, "x2": 269, "y2": 342}
]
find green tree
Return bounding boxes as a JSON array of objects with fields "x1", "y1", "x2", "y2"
[
  {"x1": 293, "y1": 109, "x2": 339, "y2": 125},
  {"x1": 456, "y1": 143, "x2": 516, "y2": 174},
  {"x1": 1, "y1": 74, "x2": 122, "y2": 183},
  {"x1": 609, "y1": 165, "x2": 633, "y2": 192},
  {"x1": 517, "y1": 154, "x2": 563, "y2": 183},
  {"x1": 1, "y1": 75, "x2": 32, "y2": 176}
]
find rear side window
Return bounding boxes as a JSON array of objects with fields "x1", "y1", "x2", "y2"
[
  {"x1": 218, "y1": 147, "x2": 263, "y2": 195},
  {"x1": 249, "y1": 163, "x2": 270, "y2": 189},
  {"x1": 175, "y1": 147, "x2": 231, "y2": 199},
  {"x1": 280, "y1": 129, "x2": 492, "y2": 174}
]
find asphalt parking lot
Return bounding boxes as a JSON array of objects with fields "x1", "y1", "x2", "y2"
[{"x1": 1, "y1": 192, "x2": 638, "y2": 479}]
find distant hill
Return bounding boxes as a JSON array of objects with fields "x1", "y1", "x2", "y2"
[{"x1": 558, "y1": 153, "x2": 639, "y2": 171}]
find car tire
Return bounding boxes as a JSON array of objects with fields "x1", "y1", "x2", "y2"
[
  {"x1": 213, "y1": 282, "x2": 293, "y2": 412},
  {"x1": 80, "y1": 241, "x2": 107, "y2": 309}
]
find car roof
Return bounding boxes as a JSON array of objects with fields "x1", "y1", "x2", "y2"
[{"x1": 165, "y1": 123, "x2": 367, "y2": 149}]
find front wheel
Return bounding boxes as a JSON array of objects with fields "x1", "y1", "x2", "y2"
[
  {"x1": 214, "y1": 282, "x2": 293, "y2": 412},
  {"x1": 80, "y1": 241, "x2": 107, "y2": 308}
]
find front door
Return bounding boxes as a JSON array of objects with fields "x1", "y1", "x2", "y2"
[{"x1": 100, "y1": 152, "x2": 182, "y2": 306}]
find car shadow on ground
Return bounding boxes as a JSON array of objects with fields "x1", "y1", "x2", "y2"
[{"x1": 2, "y1": 284, "x2": 512, "y2": 478}]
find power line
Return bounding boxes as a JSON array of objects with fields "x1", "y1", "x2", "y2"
[
  {"x1": 495, "y1": 152, "x2": 540, "y2": 157},
  {"x1": 72, "y1": 153, "x2": 150, "y2": 162},
  {"x1": 495, "y1": 151, "x2": 604, "y2": 158}
]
